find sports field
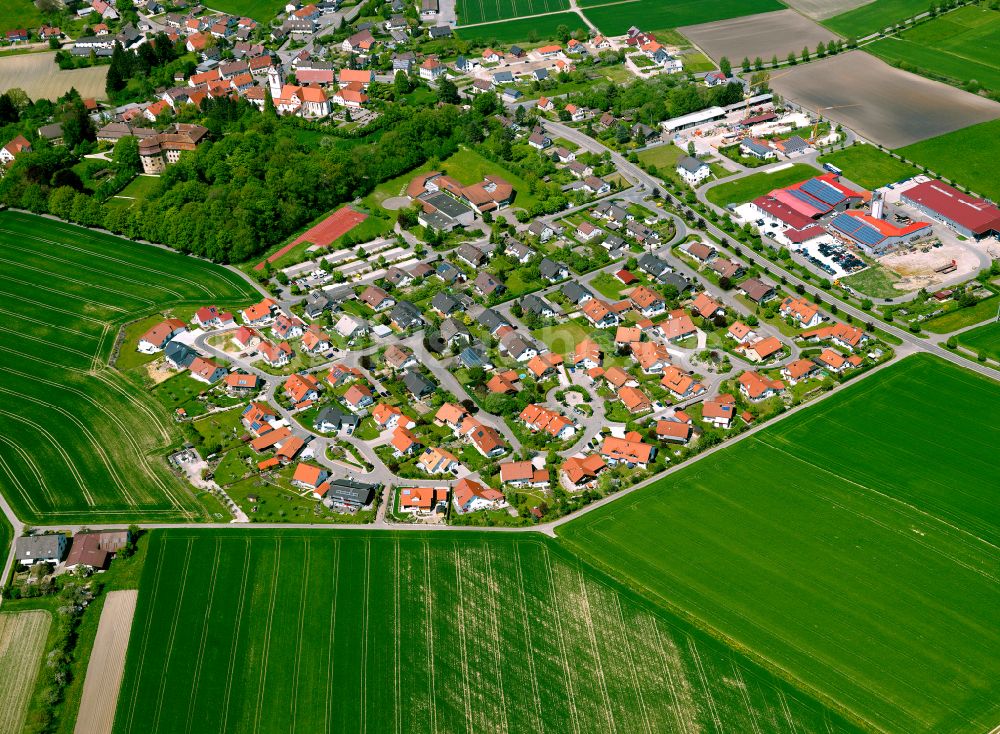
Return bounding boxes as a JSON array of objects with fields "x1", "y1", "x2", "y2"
[
  {"x1": 0, "y1": 610, "x2": 51, "y2": 734},
  {"x1": 580, "y1": 0, "x2": 782, "y2": 37},
  {"x1": 865, "y1": 6, "x2": 1000, "y2": 91},
  {"x1": 559, "y1": 354, "x2": 1000, "y2": 734},
  {"x1": 0, "y1": 211, "x2": 257, "y2": 523},
  {"x1": 457, "y1": 0, "x2": 570, "y2": 28},
  {"x1": 115, "y1": 529, "x2": 858, "y2": 734},
  {"x1": 817, "y1": 144, "x2": 920, "y2": 189},
  {"x1": 896, "y1": 118, "x2": 1000, "y2": 202},
  {"x1": 956, "y1": 320, "x2": 1000, "y2": 362},
  {"x1": 704, "y1": 163, "x2": 815, "y2": 206},
  {"x1": 822, "y1": 0, "x2": 928, "y2": 37}
]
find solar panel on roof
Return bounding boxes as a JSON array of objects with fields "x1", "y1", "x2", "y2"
[
  {"x1": 831, "y1": 214, "x2": 883, "y2": 245},
  {"x1": 787, "y1": 187, "x2": 831, "y2": 213},
  {"x1": 801, "y1": 178, "x2": 845, "y2": 207}
]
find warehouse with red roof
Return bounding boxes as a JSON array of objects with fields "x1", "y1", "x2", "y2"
[{"x1": 900, "y1": 179, "x2": 1000, "y2": 239}]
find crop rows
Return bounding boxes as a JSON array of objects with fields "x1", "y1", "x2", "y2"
[
  {"x1": 0, "y1": 610, "x2": 51, "y2": 734},
  {"x1": 0, "y1": 212, "x2": 257, "y2": 523},
  {"x1": 114, "y1": 530, "x2": 857, "y2": 734}
]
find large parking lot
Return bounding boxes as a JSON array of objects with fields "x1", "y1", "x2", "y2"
[{"x1": 771, "y1": 52, "x2": 1000, "y2": 148}]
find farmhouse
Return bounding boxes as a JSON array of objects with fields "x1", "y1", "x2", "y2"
[
  {"x1": 701, "y1": 393, "x2": 736, "y2": 428},
  {"x1": 64, "y1": 530, "x2": 130, "y2": 571},
  {"x1": 15, "y1": 534, "x2": 68, "y2": 565}
]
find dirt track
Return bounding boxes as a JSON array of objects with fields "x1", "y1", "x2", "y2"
[
  {"x1": 679, "y1": 10, "x2": 839, "y2": 64},
  {"x1": 770, "y1": 51, "x2": 1000, "y2": 148},
  {"x1": 74, "y1": 590, "x2": 138, "y2": 734}
]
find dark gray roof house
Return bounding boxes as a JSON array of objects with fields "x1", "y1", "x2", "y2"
[
  {"x1": 384, "y1": 266, "x2": 413, "y2": 287},
  {"x1": 677, "y1": 155, "x2": 708, "y2": 175},
  {"x1": 314, "y1": 406, "x2": 359, "y2": 434},
  {"x1": 660, "y1": 272, "x2": 691, "y2": 293},
  {"x1": 456, "y1": 243, "x2": 487, "y2": 267},
  {"x1": 403, "y1": 369, "x2": 435, "y2": 398},
  {"x1": 440, "y1": 317, "x2": 471, "y2": 345},
  {"x1": 539, "y1": 257, "x2": 569, "y2": 282},
  {"x1": 477, "y1": 307, "x2": 510, "y2": 335},
  {"x1": 459, "y1": 344, "x2": 492, "y2": 369},
  {"x1": 431, "y1": 292, "x2": 460, "y2": 315},
  {"x1": 435, "y1": 261, "x2": 462, "y2": 283},
  {"x1": 164, "y1": 341, "x2": 198, "y2": 369},
  {"x1": 521, "y1": 293, "x2": 555, "y2": 317},
  {"x1": 427, "y1": 25, "x2": 451, "y2": 38},
  {"x1": 561, "y1": 281, "x2": 593, "y2": 304},
  {"x1": 15, "y1": 534, "x2": 67, "y2": 565},
  {"x1": 321, "y1": 478, "x2": 378, "y2": 507},
  {"x1": 304, "y1": 291, "x2": 331, "y2": 319},
  {"x1": 473, "y1": 272, "x2": 504, "y2": 298},
  {"x1": 390, "y1": 301, "x2": 424, "y2": 330},
  {"x1": 638, "y1": 253, "x2": 671, "y2": 279}
]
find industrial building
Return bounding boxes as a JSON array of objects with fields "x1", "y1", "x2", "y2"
[
  {"x1": 900, "y1": 180, "x2": 1000, "y2": 240},
  {"x1": 828, "y1": 211, "x2": 930, "y2": 255}
]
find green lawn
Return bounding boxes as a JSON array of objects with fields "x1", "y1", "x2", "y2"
[
  {"x1": 559, "y1": 354, "x2": 1000, "y2": 734},
  {"x1": 531, "y1": 320, "x2": 591, "y2": 354},
  {"x1": 842, "y1": 264, "x2": 907, "y2": 298},
  {"x1": 0, "y1": 0, "x2": 44, "y2": 33},
  {"x1": 0, "y1": 211, "x2": 257, "y2": 524},
  {"x1": 579, "y1": 0, "x2": 783, "y2": 36},
  {"x1": 114, "y1": 175, "x2": 162, "y2": 203},
  {"x1": 822, "y1": 0, "x2": 929, "y2": 37},
  {"x1": 922, "y1": 294, "x2": 1000, "y2": 333},
  {"x1": 817, "y1": 145, "x2": 921, "y2": 189},
  {"x1": 636, "y1": 143, "x2": 683, "y2": 170},
  {"x1": 456, "y1": 0, "x2": 569, "y2": 25},
  {"x1": 192, "y1": 0, "x2": 286, "y2": 20},
  {"x1": 705, "y1": 163, "x2": 817, "y2": 206},
  {"x1": 441, "y1": 146, "x2": 541, "y2": 210},
  {"x1": 456, "y1": 13, "x2": 585, "y2": 43},
  {"x1": 113, "y1": 529, "x2": 858, "y2": 734},
  {"x1": 956, "y1": 319, "x2": 1000, "y2": 361},
  {"x1": 896, "y1": 118, "x2": 1000, "y2": 201},
  {"x1": 864, "y1": 6, "x2": 1000, "y2": 90}
]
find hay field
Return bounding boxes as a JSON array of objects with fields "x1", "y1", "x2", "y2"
[
  {"x1": 114, "y1": 529, "x2": 859, "y2": 734},
  {"x1": 678, "y1": 10, "x2": 839, "y2": 64},
  {"x1": 0, "y1": 211, "x2": 257, "y2": 523},
  {"x1": 560, "y1": 354, "x2": 1000, "y2": 734},
  {"x1": 0, "y1": 51, "x2": 107, "y2": 101},
  {"x1": 75, "y1": 591, "x2": 139, "y2": 734},
  {"x1": 769, "y1": 51, "x2": 1000, "y2": 148},
  {"x1": 0, "y1": 610, "x2": 51, "y2": 734}
]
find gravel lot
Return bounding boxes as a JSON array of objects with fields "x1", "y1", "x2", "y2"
[
  {"x1": 679, "y1": 10, "x2": 839, "y2": 63},
  {"x1": 770, "y1": 51, "x2": 1000, "y2": 148}
]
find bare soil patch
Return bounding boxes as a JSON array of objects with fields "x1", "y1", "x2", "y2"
[
  {"x1": 0, "y1": 52, "x2": 107, "y2": 101},
  {"x1": 74, "y1": 590, "x2": 138, "y2": 734},
  {"x1": 679, "y1": 10, "x2": 838, "y2": 63},
  {"x1": 880, "y1": 240, "x2": 981, "y2": 290},
  {"x1": 783, "y1": 0, "x2": 873, "y2": 20},
  {"x1": 382, "y1": 196, "x2": 410, "y2": 211},
  {"x1": 144, "y1": 359, "x2": 177, "y2": 385},
  {"x1": 770, "y1": 51, "x2": 1000, "y2": 148}
]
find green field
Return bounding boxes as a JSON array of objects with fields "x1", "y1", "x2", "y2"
[
  {"x1": 0, "y1": 211, "x2": 257, "y2": 523},
  {"x1": 637, "y1": 143, "x2": 684, "y2": 170},
  {"x1": 705, "y1": 163, "x2": 816, "y2": 206},
  {"x1": 922, "y1": 294, "x2": 1000, "y2": 333},
  {"x1": 842, "y1": 264, "x2": 906, "y2": 298},
  {"x1": 580, "y1": 0, "x2": 782, "y2": 36},
  {"x1": 955, "y1": 319, "x2": 1000, "y2": 361},
  {"x1": 896, "y1": 118, "x2": 1000, "y2": 201},
  {"x1": 457, "y1": 0, "x2": 570, "y2": 27},
  {"x1": 822, "y1": 0, "x2": 928, "y2": 37},
  {"x1": 115, "y1": 528, "x2": 858, "y2": 734},
  {"x1": 110, "y1": 175, "x2": 162, "y2": 208},
  {"x1": 559, "y1": 354, "x2": 1000, "y2": 734},
  {"x1": 456, "y1": 12, "x2": 585, "y2": 43},
  {"x1": 865, "y1": 6, "x2": 1000, "y2": 91},
  {"x1": 193, "y1": 0, "x2": 286, "y2": 20},
  {"x1": 817, "y1": 144, "x2": 921, "y2": 189},
  {"x1": 0, "y1": 0, "x2": 44, "y2": 34}
]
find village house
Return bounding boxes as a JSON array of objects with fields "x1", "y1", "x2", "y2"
[
  {"x1": 701, "y1": 393, "x2": 736, "y2": 428},
  {"x1": 519, "y1": 404, "x2": 576, "y2": 440},
  {"x1": 780, "y1": 296, "x2": 823, "y2": 329},
  {"x1": 189, "y1": 356, "x2": 227, "y2": 384},
  {"x1": 656, "y1": 419, "x2": 692, "y2": 444},
  {"x1": 398, "y1": 486, "x2": 449, "y2": 515},
  {"x1": 561, "y1": 454, "x2": 606, "y2": 489},
  {"x1": 600, "y1": 432, "x2": 655, "y2": 468},
  {"x1": 738, "y1": 371, "x2": 785, "y2": 402},
  {"x1": 452, "y1": 478, "x2": 507, "y2": 513},
  {"x1": 740, "y1": 335, "x2": 783, "y2": 363},
  {"x1": 499, "y1": 460, "x2": 549, "y2": 488},
  {"x1": 284, "y1": 373, "x2": 320, "y2": 405},
  {"x1": 138, "y1": 318, "x2": 186, "y2": 353},
  {"x1": 418, "y1": 446, "x2": 460, "y2": 475}
]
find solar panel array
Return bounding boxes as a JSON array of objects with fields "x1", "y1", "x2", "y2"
[
  {"x1": 830, "y1": 213, "x2": 884, "y2": 247},
  {"x1": 801, "y1": 178, "x2": 845, "y2": 207},
  {"x1": 788, "y1": 187, "x2": 831, "y2": 214}
]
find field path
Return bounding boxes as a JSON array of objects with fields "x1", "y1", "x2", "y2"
[{"x1": 74, "y1": 591, "x2": 139, "y2": 734}]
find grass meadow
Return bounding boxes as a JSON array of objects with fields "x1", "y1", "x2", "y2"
[
  {"x1": 114, "y1": 529, "x2": 859, "y2": 734},
  {"x1": 457, "y1": 0, "x2": 569, "y2": 26},
  {"x1": 864, "y1": 6, "x2": 1000, "y2": 91},
  {"x1": 0, "y1": 610, "x2": 51, "y2": 734},
  {"x1": 705, "y1": 163, "x2": 816, "y2": 206},
  {"x1": 0, "y1": 211, "x2": 257, "y2": 523},
  {"x1": 196, "y1": 0, "x2": 286, "y2": 20},
  {"x1": 822, "y1": 0, "x2": 928, "y2": 37},
  {"x1": 956, "y1": 320, "x2": 1000, "y2": 362},
  {"x1": 559, "y1": 354, "x2": 1000, "y2": 734},
  {"x1": 896, "y1": 118, "x2": 1000, "y2": 201},
  {"x1": 817, "y1": 144, "x2": 921, "y2": 189},
  {"x1": 0, "y1": 1, "x2": 44, "y2": 35},
  {"x1": 580, "y1": 0, "x2": 783, "y2": 37}
]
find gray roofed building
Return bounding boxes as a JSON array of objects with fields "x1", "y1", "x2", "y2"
[
  {"x1": 739, "y1": 277, "x2": 775, "y2": 303},
  {"x1": 532, "y1": 67, "x2": 548, "y2": 80},
  {"x1": 604, "y1": 233, "x2": 625, "y2": 250},
  {"x1": 431, "y1": 291, "x2": 460, "y2": 315},
  {"x1": 390, "y1": 301, "x2": 424, "y2": 330},
  {"x1": 38, "y1": 123, "x2": 64, "y2": 143},
  {"x1": 499, "y1": 331, "x2": 538, "y2": 361},
  {"x1": 520, "y1": 293, "x2": 555, "y2": 317},
  {"x1": 473, "y1": 271, "x2": 504, "y2": 297},
  {"x1": 779, "y1": 135, "x2": 810, "y2": 155},
  {"x1": 638, "y1": 253, "x2": 671, "y2": 279},
  {"x1": 493, "y1": 71, "x2": 514, "y2": 84},
  {"x1": 427, "y1": 25, "x2": 451, "y2": 38},
  {"x1": 527, "y1": 220, "x2": 554, "y2": 241},
  {"x1": 539, "y1": 257, "x2": 569, "y2": 282},
  {"x1": 314, "y1": 406, "x2": 359, "y2": 434},
  {"x1": 739, "y1": 138, "x2": 774, "y2": 159},
  {"x1": 321, "y1": 478, "x2": 378, "y2": 507},
  {"x1": 477, "y1": 307, "x2": 510, "y2": 334},
  {"x1": 677, "y1": 155, "x2": 707, "y2": 174},
  {"x1": 435, "y1": 261, "x2": 462, "y2": 283},
  {"x1": 561, "y1": 281, "x2": 593, "y2": 304},
  {"x1": 164, "y1": 340, "x2": 198, "y2": 369},
  {"x1": 505, "y1": 239, "x2": 533, "y2": 262},
  {"x1": 403, "y1": 369, "x2": 435, "y2": 398},
  {"x1": 384, "y1": 266, "x2": 413, "y2": 287},
  {"x1": 456, "y1": 243, "x2": 487, "y2": 267},
  {"x1": 304, "y1": 291, "x2": 331, "y2": 319},
  {"x1": 440, "y1": 317, "x2": 471, "y2": 344},
  {"x1": 15, "y1": 534, "x2": 67, "y2": 565},
  {"x1": 660, "y1": 272, "x2": 690, "y2": 293},
  {"x1": 459, "y1": 344, "x2": 492, "y2": 369}
]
